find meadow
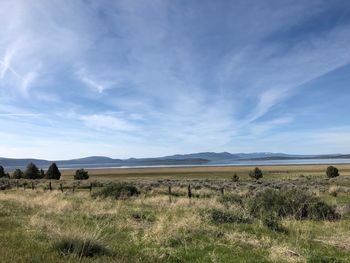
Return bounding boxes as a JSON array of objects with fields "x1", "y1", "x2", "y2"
[{"x1": 0, "y1": 164, "x2": 350, "y2": 262}]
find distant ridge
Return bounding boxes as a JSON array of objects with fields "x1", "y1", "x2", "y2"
[{"x1": 0, "y1": 152, "x2": 349, "y2": 170}]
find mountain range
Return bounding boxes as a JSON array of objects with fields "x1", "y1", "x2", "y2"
[{"x1": 1, "y1": 152, "x2": 350, "y2": 170}]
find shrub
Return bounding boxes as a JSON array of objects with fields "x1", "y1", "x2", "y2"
[
  {"x1": 12, "y1": 169, "x2": 24, "y2": 179},
  {"x1": 249, "y1": 167, "x2": 263, "y2": 180},
  {"x1": 261, "y1": 212, "x2": 288, "y2": 233},
  {"x1": 0, "y1": 181, "x2": 11, "y2": 190},
  {"x1": 45, "y1": 163, "x2": 61, "y2": 180},
  {"x1": 209, "y1": 209, "x2": 251, "y2": 224},
  {"x1": 54, "y1": 237, "x2": 107, "y2": 258},
  {"x1": 24, "y1": 163, "x2": 42, "y2": 179},
  {"x1": 326, "y1": 166, "x2": 339, "y2": 178},
  {"x1": 307, "y1": 201, "x2": 340, "y2": 220},
  {"x1": 248, "y1": 188, "x2": 339, "y2": 221},
  {"x1": 74, "y1": 169, "x2": 89, "y2": 180},
  {"x1": 231, "y1": 173, "x2": 239, "y2": 182},
  {"x1": 219, "y1": 194, "x2": 243, "y2": 207},
  {"x1": 92, "y1": 183, "x2": 139, "y2": 199}
]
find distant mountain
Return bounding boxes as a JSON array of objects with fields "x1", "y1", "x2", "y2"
[
  {"x1": 0, "y1": 152, "x2": 349, "y2": 170},
  {"x1": 162, "y1": 152, "x2": 237, "y2": 161},
  {"x1": 163, "y1": 152, "x2": 308, "y2": 161},
  {"x1": 0, "y1": 158, "x2": 50, "y2": 167},
  {"x1": 57, "y1": 156, "x2": 118, "y2": 165},
  {"x1": 0, "y1": 156, "x2": 210, "y2": 170}
]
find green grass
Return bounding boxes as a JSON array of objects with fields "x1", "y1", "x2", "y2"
[{"x1": 1, "y1": 165, "x2": 350, "y2": 262}]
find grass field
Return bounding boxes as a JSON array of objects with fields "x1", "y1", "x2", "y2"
[
  {"x1": 61, "y1": 164, "x2": 350, "y2": 179},
  {"x1": 1, "y1": 164, "x2": 350, "y2": 262}
]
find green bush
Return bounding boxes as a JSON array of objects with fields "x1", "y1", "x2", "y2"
[
  {"x1": 248, "y1": 188, "x2": 339, "y2": 221},
  {"x1": 249, "y1": 188, "x2": 306, "y2": 219},
  {"x1": 74, "y1": 169, "x2": 89, "y2": 180},
  {"x1": 209, "y1": 209, "x2": 251, "y2": 224},
  {"x1": 326, "y1": 166, "x2": 339, "y2": 178},
  {"x1": 231, "y1": 173, "x2": 239, "y2": 182},
  {"x1": 92, "y1": 183, "x2": 140, "y2": 199},
  {"x1": 249, "y1": 167, "x2": 263, "y2": 180},
  {"x1": 307, "y1": 200, "x2": 340, "y2": 220},
  {"x1": 261, "y1": 212, "x2": 288, "y2": 233}
]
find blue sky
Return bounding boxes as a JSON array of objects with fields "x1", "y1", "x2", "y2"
[{"x1": 1, "y1": 0, "x2": 350, "y2": 159}]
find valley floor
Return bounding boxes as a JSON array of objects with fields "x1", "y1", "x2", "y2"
[{"x1": 1, "y1": 165, "x2": 350, "y2": 262}]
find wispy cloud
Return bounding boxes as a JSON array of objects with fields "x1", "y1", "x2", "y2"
[
  {"x1": 20, "y1": 70, "x2": 38, "y2": 94},
  {"x1": 0, "y1": 113, "x2": 41, "y2": 117},
  {"x1": 0, "y1": 44, "x2": 18, "y2": 79},
  {"x1": 76, "y1": 69, "x2": 104, "y2": 93},
  {"x1": 79, "y1": 113, "x2": 138, "y2": 132},
  {"x1": 0, "y1": 0, "x2": 350, "y2": 158}
]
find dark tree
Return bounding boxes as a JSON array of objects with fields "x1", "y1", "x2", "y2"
[
  {"x1": 45, "y1": 163, "x2": 61, "y2": 180},
  {"x1": 24, "y1": 163, "x2": 41, "y2": 179},
  {"x1": 326, "y1": 166, "x2": 339, "y2": 178},
  {"x1": 12, "y1": 169, "x2": 24, "y2": 179},
  {"x1": 249, "y1": 167, "x2": 263, "y2": 180},
  {"x1": 74, "y1": 169, "x2": 89, "y2": 180},
  {"x1": 0, "y1": 165, "x2": 6, "y2": 178}
]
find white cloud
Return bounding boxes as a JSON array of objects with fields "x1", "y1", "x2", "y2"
[
  {"x1": 0, "y1": 44, "x2": 16, "y2": 79},
  {"x1": 79, "y1": 114, "x2": 138, "y2": 132},
  {"x1": 80, "y1": 75, "x2": 104, "y2": 93},
  {"x1": 0, "y1": 1, "x2": 349, "y2": 158},
  {"x1": 20, "y1": 70, "x2": 38, "y2": 94}
]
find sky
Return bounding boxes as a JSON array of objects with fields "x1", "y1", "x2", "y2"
[{"x1": 1, "y1": 0, "x2": 350, "y2": 160}]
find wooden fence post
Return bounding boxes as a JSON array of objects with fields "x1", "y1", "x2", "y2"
[
  {"x1": 89, "y1": 183, "x2": 92, "y2": 195},
  {"x1": 60, "y1": 183, "x2": 63, "y2": 193},
  {"x1": 31, "y1": 181, "x2": 34, "y2": 190},
  {"x1": 49, "y1": 181, "x2": 52, "y2": 191},
  {"x1": 23, "y1": 183, "x2": 26, "y2": 190},
  {"x1": 188, "y1": 184, "x2": 192, "y2": 199},
  {"x1": 16, "y1": 180, "x2": 19, "y2": 190},
  {"x1": 73, "y1": 185, "x2": 75, "y2": 193},
  {"x1": 168, "y1": 185, "x2": 172, "y2": 202},
  {"x1": 220, "y1": 187, "x2": 224, "y2": 196}
]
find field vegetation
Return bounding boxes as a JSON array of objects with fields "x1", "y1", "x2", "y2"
[{"x1": 0, "y1": 164, "x2": 350, "y2": 262}]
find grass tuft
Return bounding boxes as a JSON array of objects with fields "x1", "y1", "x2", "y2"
[{"x1": 54, "y1": 237, "x2": 108, "y2": 258}]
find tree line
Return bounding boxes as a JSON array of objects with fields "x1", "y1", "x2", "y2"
[
  {"x1": 0, "y1": 163, "x2": 341, "y2": 181},
  {"x1": 0, "y1": 163, "x2": 89, "y2": 180}
]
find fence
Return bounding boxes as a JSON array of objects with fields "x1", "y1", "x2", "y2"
[{"x1": 0, "y1": 179, "x2": 228, "y2": 199}]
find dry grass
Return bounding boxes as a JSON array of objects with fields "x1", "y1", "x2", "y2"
[
  {"x1": 224, "y1": 232, "x2": 265, "y2": 248},
  {"x1": 329, "y1": 185, "x2": 339, "y2": 197},
  {"x1": 1, "y1": 168, "x2": 350, "y2": 262},
  {"x1": 269, "y1": 245, "x2": 306, "y2": 262},
  {"x1": 59, "y1": 164, "x2": 350, "y2": 179}
]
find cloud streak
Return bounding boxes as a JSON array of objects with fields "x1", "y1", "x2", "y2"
[{"x1": 0, "y1": 0, "x2": 350, "y2": 158}]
